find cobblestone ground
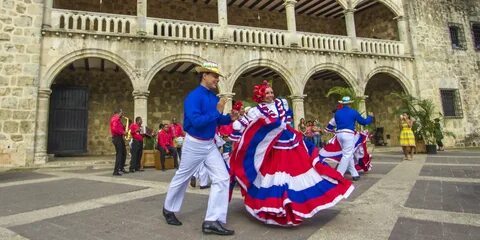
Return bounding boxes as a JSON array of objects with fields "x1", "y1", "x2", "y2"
[{"x1": 0, "y1": 150, "x2": 479, "y2": 240}]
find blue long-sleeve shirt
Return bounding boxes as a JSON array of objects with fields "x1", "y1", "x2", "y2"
[
  {"x1": 334, "y1": 105, "x2": 373, "y2": 131},
  {"x1": 183, "y1": 85, "x2": 231, "y2": 139}
]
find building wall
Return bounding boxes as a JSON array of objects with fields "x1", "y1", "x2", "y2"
[
  {"x1": 355, "y1": 3, "x2": 398, "y2": 40},
  {"x1": 53, "y1": 67, "x2": 134, "y2": 155},
  {"x1": 0, "y1": 0, "x2": 44, "y2": 166},
  {"x1": 407, "y1": 0, "x2": 480, "y2": 146}
]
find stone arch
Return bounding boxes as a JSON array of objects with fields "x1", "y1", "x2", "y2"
[
  {"x1": 352, "y1": 0, "x2": 402, "y2": 16},
  {"x1": 42, "y1": 49, "x2": 137, "y2": 89},
  {"x1": 227, "y1": 59, "x2": 296, "y2": 94},
  {"x1": 301, "y1": 63, "x2": 360, "y2": 95},
  {"x1": 336, "y1": 0, "x2": 348, "y2": 9},
  {"x1": 145, "y1": 54, "x2": 208, "y2": 90},
  {"x1": 363, "y1": 66, "x2": 413, "y2": 95}
]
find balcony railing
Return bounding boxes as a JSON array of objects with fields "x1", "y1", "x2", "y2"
[
  {"x1": 49, "y1": 9, "x2": 407, "y2": 57},
  {"x1": 147, "y1": 18, "x2": 218, "y2": 41},
  {"x1": 358, "y1": 38, "x2": 404, "y2": 56},
  {"x1": 230, "y1": 25, "x2": 287, "y2": 47},
  {"x1": 52, "y1": 9, "x2": 137, "y2": 34},
  {"x1": 299, "y1": 32, "x2": 349, "y2": 52}
]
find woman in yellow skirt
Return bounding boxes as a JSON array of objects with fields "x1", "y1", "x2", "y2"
[{"x1": 399, "y1": 112, "x2": 416, "y2": 160}]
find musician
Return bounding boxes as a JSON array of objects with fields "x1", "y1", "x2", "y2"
[
  {"x1": 157, "y1": 123, "x2": 179, "y2": 170},
  {"x1": 169, "y1": 117, "x2": 185, "y2": 159},
  {"x1": 129, "y1": 116, "x2": 144, "y2": 173},
  {"x1": 110, "y1": 109, "x2": 128, "y2": 176}
]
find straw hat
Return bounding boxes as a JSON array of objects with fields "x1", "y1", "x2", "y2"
[
  {"x1": 338, "y1": 96, "x2": 354, "y2": 104},
  {"x1": 195, "y1": 61, "x2": 223, "y2": 77}
]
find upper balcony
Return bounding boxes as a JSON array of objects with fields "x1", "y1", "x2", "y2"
[{"x1": 46, "y1": 0, "x2": 409, "y2": 58}]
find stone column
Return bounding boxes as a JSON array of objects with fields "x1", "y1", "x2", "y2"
[
  {"x1": 396, "y1": 16, "x2": 410, "y2": 55},
  {"x1": 218, "y1": 92, "x2": 235, "y2": 114},
  {"x1": 290, "y1": 95, "x2": 306, "y2": 129},
  {"x1": 137, "y1": 0, "x2": 147, "y2": 35},
  {"x1": 133, "y1": 90, "x2": 149, "y2": 127},
  {"x1": 284, "y1": 0, "x2": 300, "y2": 47},
  {"x1": 217, "y1": 0, "x2": 229, "y2": 41},
  {"x1": 42, "y1": 0, "x2": 54, "y2": 29},
  {"x1": 344, "y1": 8, "x2": 358, "y2": 51},
  {"x1": 34, "y1": 88, "x2": 52, "y2": 165}
]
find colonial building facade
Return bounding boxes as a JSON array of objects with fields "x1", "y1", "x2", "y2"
[{"x1": 0, "y1": 0, "x2": 479, "y2": 166}]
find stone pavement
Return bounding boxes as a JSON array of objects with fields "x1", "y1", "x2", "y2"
[{"x1": 0, "y1": 150, "x2": 479, "y2": 240}]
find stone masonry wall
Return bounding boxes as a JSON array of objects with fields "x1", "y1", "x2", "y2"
[
  {"x1": 355, "y1": 3, "x2": 398, "y2": 40},
  {"x1": 53, "y1": 66, "x2": 134, "y2": 155},
  {"x1": 365, "y1": 74, "x2": 405, "y2": 146},
  {"x1": 0, "y1": 0, "x2": 43, "y2": 166},
  {"x1": 406, "y1": 0, "x2": 480, "y2": 147}
]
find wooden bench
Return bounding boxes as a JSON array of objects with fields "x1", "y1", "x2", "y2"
[{"x1": 141, "y1": 150, "x2": 175, "y2": 170}]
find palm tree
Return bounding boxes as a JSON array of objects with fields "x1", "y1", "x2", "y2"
[{"x1": 326, "y1": 86, "x2": 364, "y2": 111}]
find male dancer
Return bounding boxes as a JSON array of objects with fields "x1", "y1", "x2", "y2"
[
  {"x1": 162, "y1": 62, "x2": 239, "y2": 235},
  {"x1": 334, "y1": 96, "x2": 374, "y2": 181}
]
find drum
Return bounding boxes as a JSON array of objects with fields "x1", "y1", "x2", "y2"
[{"x1": 174, "y1": 137, "x2": 184, "y2": 147}]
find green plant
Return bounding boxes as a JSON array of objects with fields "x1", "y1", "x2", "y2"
[
  {"x1": 390, "y1": 93, "x2": 444, "y2": 144},
  {"x1": 325, "y1": 86, "x2": 363, "y2": 111}
]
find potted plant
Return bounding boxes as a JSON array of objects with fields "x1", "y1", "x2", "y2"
[{"x1": 391, "y1": 93, "x2": 441, "y2": 154}]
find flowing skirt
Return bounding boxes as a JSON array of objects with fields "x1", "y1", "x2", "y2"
[
  {"x1": 319, "y1": 131, "x2": 372, "y2": 173},
  {"x1": 230, "y1": 118, "x2": 354, "y2": 226}
]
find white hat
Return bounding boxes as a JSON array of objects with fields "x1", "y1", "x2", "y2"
[
  {"x1": 195, "y1": 61, "x2": 223, "y2": 77},
  {"x1": 338, "y1": 96, "x2": 354, "y2": 104}
]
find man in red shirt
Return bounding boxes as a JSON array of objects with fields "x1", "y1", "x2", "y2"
[
  {"x1": 110, "y1": 109, "x2": 127, "y2": 176},
  {"x1": 169, "y1": 117, "x2": 185, "y2": 160},
  {"x1": 129, "y1": 116, "x2": 144, "y2": 173},
  {"x1": 157, "y1": 123, "x2": 179, "y2": 171}
]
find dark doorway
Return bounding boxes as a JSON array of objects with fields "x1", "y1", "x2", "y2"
[{"x1": 48, "y1": 86, "x2": 89, "y2": 155}]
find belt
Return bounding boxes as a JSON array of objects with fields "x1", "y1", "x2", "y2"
[
  {"x1": 186, "y1": 134, "x2": 213, "y2": 142},
  {"x1": 336, "y1": 129, "x2": 355, "y2": 134}
]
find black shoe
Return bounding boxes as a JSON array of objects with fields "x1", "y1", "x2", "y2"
[
  {"x1": 190, "y1": 177, "x2": 196, "y2": 188},
  {"x1": 202, "y1": 221, "x2": 234, "y2": 235},
  {"x1": 112, "y1": 172, "x2": 122, "y2": 176},
  {"x1": 120, "y1": 169, "x2": 129, "y2": 174},
  {"x1": 163, "y1": 208, "x2": 182, "y2": 226},
  {"x1": 352, "y1": 176, "x2": 360, "y2": 181},
  {"x1": 129, "y1": 169, "x2": 135, "y2": 173},
  {"x1": 199, "y1": 185, "x2": 211, "y2": 189}
]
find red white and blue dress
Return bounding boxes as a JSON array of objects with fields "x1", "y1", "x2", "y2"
[{"x1": 229, "y1": 99, "x2": 354, "y2": 226}]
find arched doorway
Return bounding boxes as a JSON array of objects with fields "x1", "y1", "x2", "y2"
[
  {"x1": 232, "y1": 66, "x2": 291, "y2": 104},
  {"x1": 303, "y1": 70, "x2": 352, "y2": 126},
  {"x1": 354, "y1": 0, "x2": 399, "y2": 40},
  {"x1": 48, "y1": 57, "x2": 134, "y2": 155},
  {"x1": 365, "y1": 73, "x2": 406, "y2": 146},
  {"x1": 147, "y1": 61, "x2": 200, "y2": 129}
]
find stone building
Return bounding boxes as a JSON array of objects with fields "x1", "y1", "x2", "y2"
[{"x1": 0, "y1": 0, "x2": 478, "y2": 167}]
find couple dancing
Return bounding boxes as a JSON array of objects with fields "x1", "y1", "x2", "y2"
[{"x1": 162, "y1": 62, "x2": 355, "y2": 235}]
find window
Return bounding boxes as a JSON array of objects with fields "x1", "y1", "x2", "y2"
[
  {"x1": 472, "y1": 22, "x2": 480, "y2": 50},
  {"x1": 440, "y1": 89, "x2": 463, "y2": 118},
  {"x1": 448, "y1": 23, "x2": 466, "y2": 50}
]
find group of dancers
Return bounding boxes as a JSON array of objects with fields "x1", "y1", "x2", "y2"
[{"x1": 160, "y1": 61, "x2": 375, "y2": 235}]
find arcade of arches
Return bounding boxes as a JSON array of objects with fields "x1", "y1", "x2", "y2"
[{"x1": 47, "y1": 58, "x2": 409, "y2": 156}]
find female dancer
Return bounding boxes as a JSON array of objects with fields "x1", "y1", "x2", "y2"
[{"x1": 229, "y1": 81, "x2": 353, "y2": 226}]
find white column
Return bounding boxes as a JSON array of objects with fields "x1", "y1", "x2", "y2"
[
  {"x1": 218, "y1": 92, "x2": 235, "y2": 114},
  {"x1": 344, "y1": 8, "x2": 358, "y2": 52},
  {"x1": 34, "y1": 88, "x2": 52, "y2": 165},
  {"x1": 290, "y1": 95, "x2": 306, "y2": 129},
  {"x1": 133, "y1": 90, "x2": 149, "y2": 127},
  {"x1": 42, "y1": 0, "x2": 53, "y2": 29},
  {"x1": 137, "y1": 0, "x2": 147, "y2": 35},
  {"x1": 396, "y1": 16, "x2": 410, "y2": 55},
  {"x1": 217, "y1": 0, "x2": 229, "y2": 41},
  {"x1": 284, "y1": 0, "x2": 300, "y2": 47}
]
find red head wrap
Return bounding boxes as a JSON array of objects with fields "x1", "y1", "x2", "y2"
[
  {"x1": 252, "y1": 80, "x2": 271, "y2": 103},
  {"x1": 232, "y1": 101, "x2": 243, "y2": 111}
]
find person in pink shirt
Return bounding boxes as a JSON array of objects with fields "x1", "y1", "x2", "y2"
[
  {"x1": 110, "y1": 109, "x2": 127, "y2": 176},
  {"x1": 129, "y1": 116, "x2": 144, "y2": 173},
  {"x1": 158, "y1": 123, "x2": 179, "y2": 171}
]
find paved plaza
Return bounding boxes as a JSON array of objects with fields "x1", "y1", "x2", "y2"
[{"x1": 0, "y1": 150, "x2": 479, "y2": 240}]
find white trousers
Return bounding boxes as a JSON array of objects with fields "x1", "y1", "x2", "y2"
[
  {"x1": 164, "y1": 134, "x2": 230, "y2": 223},
  {"x1": 193, "y1": 163, "x2": 210, "y2": 187},
  {"x1": 336, "y1": 131, "x2": 359, "y2": 177}
]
